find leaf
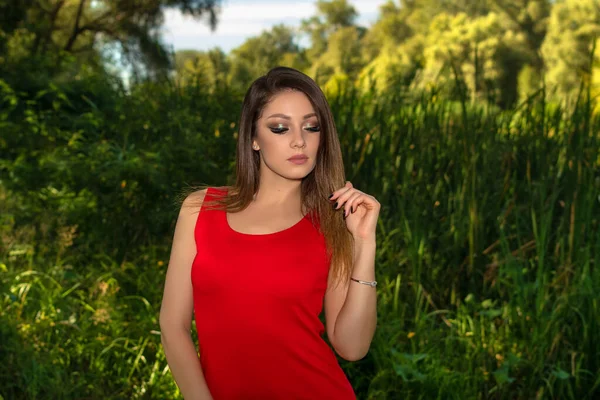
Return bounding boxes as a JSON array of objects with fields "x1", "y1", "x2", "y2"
[
  {"x1": 479, "y1": 309, "x2": 502, "y2": 318},
  {"x1": 493, "y1": 365, "x2": 515, "y2": 385},
  {"x1": 393, "y1": 364, "x2": 426, "y2": 381},
  {"x1": 481, "y1": 299, "x2": 493, "y2": 308},
  {"x1": 552, "y1": 367, "x2": 570, "y2": 380},
  {"x1": 399, "y1": 352, "x2": 428, "y2": 362}
]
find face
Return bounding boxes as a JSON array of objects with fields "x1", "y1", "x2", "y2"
[{"x1": 252, "y1": 90, "x2": 321, "y2": 180}]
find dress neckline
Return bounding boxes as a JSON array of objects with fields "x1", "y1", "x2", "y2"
[
  {"x1": 214, "y1": 187, "x2": 309, "y2": 238},
  {"x1": 224, "y1": 211, "x2": 308, "y2": 237}
]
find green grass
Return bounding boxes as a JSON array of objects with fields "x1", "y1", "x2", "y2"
[{"x1": 1, "y1": 73, "x2": 599, "y2": 399}]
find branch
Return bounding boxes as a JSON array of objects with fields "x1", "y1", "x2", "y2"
[
  {"x1": 43, "y1": 0, "x2": 66, "y2": 52},
  {"x1": 87, "y1": 9, "x2": 114, "y2": 27},
  {"x1": 32, "y1": 0, "x2": 66, "y2": 55},
  {"x1": 490, "y1": 0, "x2": 522, "y2": 29},
  {"x1": 64, "y1": 0, "x2": 87, "y2": 52}
]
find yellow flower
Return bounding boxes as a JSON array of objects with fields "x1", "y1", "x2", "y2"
[
  {"x1": 97, "y1": 281, "x2": 109, "y2": 296},
  {"x1": 121, "y1": 180, "x2": 127, "y2": 189},
  {"x1": 92, "y1": 308, "x2": 110, "y2": 325},
  {"x1": 407, "y1": 332, "x2": 416, "y2": 339},
  {"x1": 157, "y1": 260, "x2": 164, "y2": 266}
]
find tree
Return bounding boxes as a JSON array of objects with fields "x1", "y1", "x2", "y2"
[
  {"x1": 403, "y1": 0, "x2": 492, "y2": 17},
  {"x1": 300, "y1": 0, "x2": 359, "y2": 60},
  {"x1": 358, "y1": 34, "x2": 425, "y2": 94},
  {"x1": 174, "y1": 47, "x2": 229, "y2": 89},
  {"x1": 227, "y1": 24, "x2": 306, "y2": 91},
  {"x1": 0, "y1": 0, "x2": 223, "y2": 79},
  {"x1": 298, "y1": 0, "x2": 369, "y2": 84},
  {"x1": 360, "y1": 1, "x2": 413, "y2": 62},
  {"x1": 402, "y1": 1, "x2": 552, "y2": 90},
  {"x1": 490, "y1": 0, "x2": 551, "y2": 70},
  {"x1": 398, "y1": 0, "x2": 492, "y2": 36},
  {"x1": 310, "y1": 26, "x2": 365, "y2": 85},
  {"x1": 417, "y1": 12, "x2": 529, "y2": 108},
  {"x1": 541, "y1": 0, "x2": 600, "y2": 102}
]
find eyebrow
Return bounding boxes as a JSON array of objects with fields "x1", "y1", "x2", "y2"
[{"x1": 266, "y1": 113, "x2": 317, "y2": 120}]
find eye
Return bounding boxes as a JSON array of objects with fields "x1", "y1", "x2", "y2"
[
  {"x1": 305, "y1": 124, "x2": 320, "y2": 132},
  {"x1": 269, "y1": 124, "x2": 288, "y2": 134}
]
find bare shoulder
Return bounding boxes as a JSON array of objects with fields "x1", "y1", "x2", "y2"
[
  {"x1": 159, "y1": 187, "x2": 211, "y2": 331},
  {"x1": 185, "y1": 187, "x2": 209, "y2": 203},
  {"x1": 180, "y1": 188, "x2": 210, "y2": 214}
]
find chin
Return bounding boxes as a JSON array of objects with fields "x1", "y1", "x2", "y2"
[{"x1": 281, "y1": 166, "x2": 315, "y2": 180}]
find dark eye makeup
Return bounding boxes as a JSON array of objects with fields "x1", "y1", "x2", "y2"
[{"x1": 269, "y1": 124, "x2": 320, "y2": 134}]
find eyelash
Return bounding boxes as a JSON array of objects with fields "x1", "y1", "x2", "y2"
[{"x1": 270, "y1": 126, "x2": 320, "y2": 134}]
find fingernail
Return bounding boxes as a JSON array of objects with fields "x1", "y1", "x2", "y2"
[
  {"x1": 343, "y1": 210, "x2": 346, "y2": 219},
  {"x1": 328, "y1": 194, "x2": 333, "y2": 199},
  {"x1": 333, "y1": 202, "x2": 338, "y2": 209}
]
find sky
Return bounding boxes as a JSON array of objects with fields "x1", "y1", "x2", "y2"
[{"x1": 161, "y1": 0, "x2": 389, "y2": 54}]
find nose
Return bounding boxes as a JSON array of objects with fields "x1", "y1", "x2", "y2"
[{"x1": 291, "y1": 125, "x2": 307, "y2": 148}]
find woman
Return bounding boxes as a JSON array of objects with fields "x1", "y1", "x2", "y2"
[{"x1": 160, "y1": 66, "x2": 379, "y2": 400}]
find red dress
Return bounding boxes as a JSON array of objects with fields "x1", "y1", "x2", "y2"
[{"x1": 191, "y1": 187, "x2": 356, "y2": 399}]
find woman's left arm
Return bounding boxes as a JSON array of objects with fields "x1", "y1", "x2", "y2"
[
  {"x1": 327, "y1": 181, "x2": 380, "y2": 361},
  {"x1": 331, "y1": 239, "x2": 377, "y2": 360}
]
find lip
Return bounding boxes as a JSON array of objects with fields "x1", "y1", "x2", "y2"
[
  {"x1": 288, "y1": 157, "x2": 308, "y2": 165},
  {"x1": 288, "y1": 155, "x2": 308, "y2": 161}
]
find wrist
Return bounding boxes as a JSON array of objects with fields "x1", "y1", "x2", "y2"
[{"x1": 353, "y1": 236, "x2": 376, "y2": 246}]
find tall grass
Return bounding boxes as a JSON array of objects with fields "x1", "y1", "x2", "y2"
[{"x1": 1, "y1": 72, "x2": 599, "y2": 399}]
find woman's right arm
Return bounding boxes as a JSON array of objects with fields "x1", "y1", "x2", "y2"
[{"x1": 159, "y1": 189, "x2": 213, "y2": 400}]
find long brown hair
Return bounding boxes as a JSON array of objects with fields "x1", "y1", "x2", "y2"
[{"x1": 178, "y1": 66, "x2": 353, "y2": 290}]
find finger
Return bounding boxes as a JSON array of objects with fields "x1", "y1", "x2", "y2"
[
  {"x1": 335, "y1": 190, "x2": 363, "y2": 213},
  {"x1": 333, "y1": 189, "x2": 354, "y2": 210},
  {"x1": 344, "y1": 192, "x2": 363, "y2": 216},
  {"x1": 329, "y1": 181, "x2": 353, "y2": 202}
]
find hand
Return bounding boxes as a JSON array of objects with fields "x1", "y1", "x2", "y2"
[{"x1": 329, "y1": 181, "x2": 380, "y2": 243}]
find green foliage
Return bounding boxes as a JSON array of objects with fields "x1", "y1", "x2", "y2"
[
  {"x1": 300, "y1": 0, "x2": 359, "y2": 61},
  {"x1": 417, "y1": 11, "x2": 530, "y2": 107},
  {"x1": 159, "y1": 0, "x2": 597, "y2": 111},
  {"x1": 2, "y1": 1, "x2": 600, "y2": 399},
  {"x1": 311, "y1": 26, "x2": 366, "y2": 84},
  {"x1": 228, "y1": 24, "x2": 306, "y2": 90},
  {"x1": 174, "y1": 48, "x2": 231, "y2": 90},
  {"x1": 0, "y1": 0, "x2": 223, "y2": 81},
  {"x1": 2, "y1": 58, "x2": 600, "y2": 398},
  {"x1": 491, "y1": 0, "x2": 551, "y2": 65},
  {"x1": 360, "y1": 1, "x2": 413, "y2": 61},
  {"x1": 541, "y1": 0, "x2": 600, "y2": 102},
  {"x1": 315, "y1": 0, "x2": 358, "y2": 28},
  {"x1": 516, "y1": 63, "x2": 543, "y2": 103},
  {"x1": 358, "y1": 34, "x2": 425, "y2": 94}
]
